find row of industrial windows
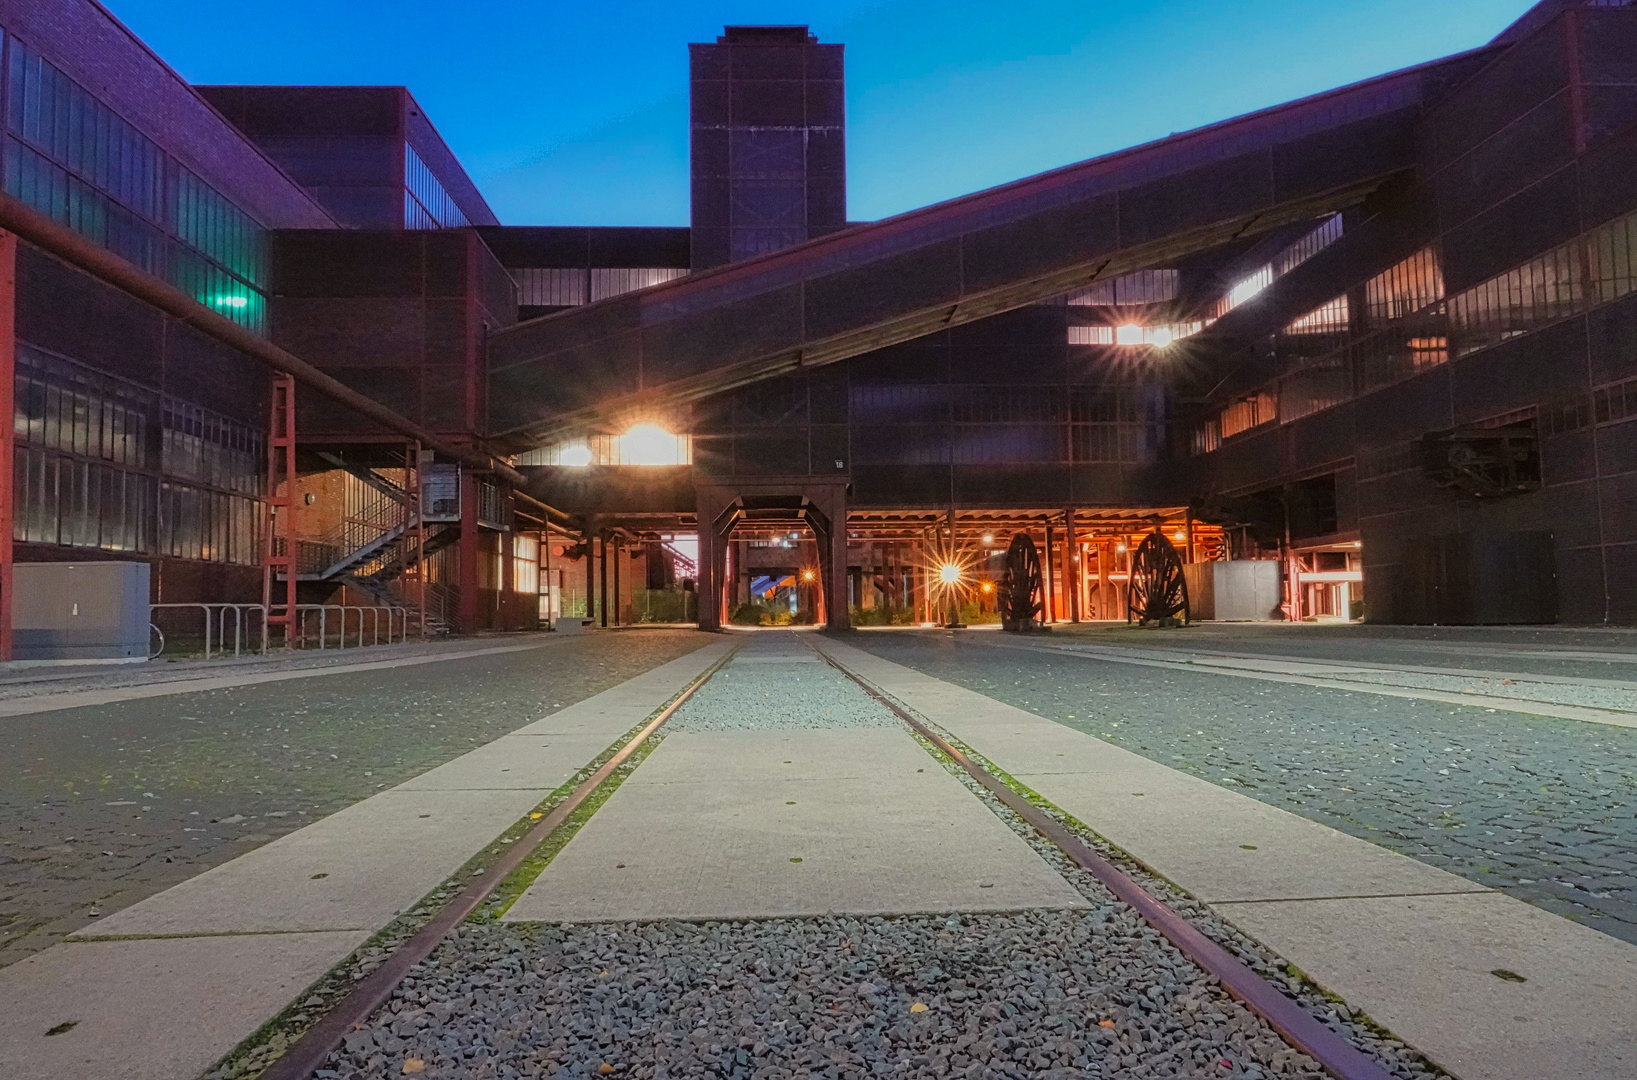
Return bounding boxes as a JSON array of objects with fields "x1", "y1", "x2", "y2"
[
  {"x1": 512, "y1": 266, "x2": 690, "y2": 307},
  {"x1": 1068, "y1": 322, "x2": 1203, "y2": 347},
  {"x1": 14, "y1": 449, "x2": 259, "y2": 564},
  {"x1": 1064, "y1": 270, "x2": 1179, "y2": 307},
  {"x1": 404, "y1": 144, "x2": 470, "y2": 230},
  {"x1": 1, "y1": 29, "x2": 270, "y2": 331},
  {"x1": 518, "y1": 430, "x2": 695, "y2": 467},
  {"x1": 1193, "y1": 203, "x2": 1637, "y2": 452},
  {"x1": 1211, "y1": 214, "x2": 1344, "y2": 321},
  {"x1": 14, "y1": 344, "x2": 263, "y2": 563}
]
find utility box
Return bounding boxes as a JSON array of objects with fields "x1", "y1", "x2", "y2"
[
  {"x1": 1183, "y1": 560, "x2": 1283, "y2": 621},
  {"x1": 12, "y1": 562, "x2": 151, "y2": 662}
]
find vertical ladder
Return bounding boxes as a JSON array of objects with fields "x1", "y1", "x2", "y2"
[{"x1": 263, "y1": 374, "x2": 298, "y2": 647}]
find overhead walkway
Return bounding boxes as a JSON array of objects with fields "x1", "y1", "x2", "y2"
[{"x1": 487, "y1": 48, "x2": 1494, "y2": 448}]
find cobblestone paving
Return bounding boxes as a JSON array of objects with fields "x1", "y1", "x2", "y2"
[
  {"x1": 847, "y1": 632, "x2": 1637, "y2": 946},
  {"x1": 0, "y1": 630, "x2": 709, "y2": 967}
]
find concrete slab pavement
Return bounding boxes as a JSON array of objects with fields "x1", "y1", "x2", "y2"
[
  {"x1": 0, "y1": 931, "x2": 370, "y2": 1080},
  {"x1": 1223, "y1": 891, "x2": 1637, "y2": 1080},
  {"x1": 816, "y1": 635, "x2": 1637, "y2": 1080},
  {"x1": 504, "y1": 727, "x2": 1087, "y2": 922},
  {"x1": 0, "y1": 637, "x2": 734, "y2": 1080}
]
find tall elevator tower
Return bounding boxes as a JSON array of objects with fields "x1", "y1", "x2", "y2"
[{"x1": 689, "y1": 26, "x2": 846, "y2": 270}]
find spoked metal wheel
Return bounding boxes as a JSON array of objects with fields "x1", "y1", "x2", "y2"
[
  {"x1": 999, "y1": 533, "x2": 1045, "y2": 632},
  {"x1": 1127, "y1": 530, "x2": 1190, "y2": 625}
]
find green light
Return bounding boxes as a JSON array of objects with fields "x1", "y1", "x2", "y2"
[{"x1": 214, "y1": 295, "x2": 249, "y2": 309}]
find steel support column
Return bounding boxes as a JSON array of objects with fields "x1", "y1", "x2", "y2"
[
  {"x1": 1043, "y1": 523, "x2": 1056, "y2": 623},
  {"x1": 262, "y1": 373, "x2": 298, "y2": 648},
  {"x1": 0, "y1": 232, "x2": 14, "y2": 661},
  {"x1": 1064, "y1": 509, "x2": 1080, "y2": 623},
  {"x1": 457, "y1": 470, "x2": 479, "y2": 633}
]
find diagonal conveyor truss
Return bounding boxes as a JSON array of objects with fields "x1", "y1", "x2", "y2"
[{"x1": 487, "y1": 48, "x2": 1493, "y2": 448}]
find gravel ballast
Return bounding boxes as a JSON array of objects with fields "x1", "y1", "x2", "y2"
[{"x1": 321, "y1": 911, "x2": 1327, "y2": 1080}]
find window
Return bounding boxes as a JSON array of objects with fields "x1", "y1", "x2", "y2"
[
  {"x1": 404, "y1": 144, "x2": 470, "y2": 229},
  {"x1": 15, "y1": 346, "x2": 152, "y2": 467},
  {"x1": 1448, "y1": 210, "x2": 1637, "y2": 357},
  {"x1": 3, "y1": 35, "x2": 270, "y2": 331},
  {"x1": 1274, "y1": 213, "x2": 1344, "y2": 277},
  {"x1": 1365, "y1": 248, "x2": 1444, "y2": 325},
  {"x1": 1065, "y1": 269, "x2": 1179, "y2": 306},
  {"x1": 515, "y1": 432, "x2": 694, "y2": 467},
  {"x1": 1219, "y1": 392, "x2": 1276, "y2": 439},
  {"x1": 511, "y1": 267, "x2": 687, "y2": 307},
  {"x1": 591, "y1": 268, "x2": 688, "y2": 301},
  {"x1": 161, "y1": 399, "x2": 263, "y2": 495},
  {"x1": 513, "y1": 535, "x2": 539, "y2": 595},
  {"x1": 1068, "y1": 321, "x2": 1201, "y2": 347},
  {"x1": 1213, "y1": 266, "x2": 1273, "y2": 319},
  {"x1": 158, "y1": 483, "x2": 259, "y2": 565},
  {"x1": 1212, "y1": 214, "x2": 1343, "y2": 320},
  {"x1": 1285, "y1": 295, "x2": 1350, "y2": 336}
]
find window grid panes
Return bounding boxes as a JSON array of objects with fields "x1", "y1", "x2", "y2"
[
  {"x1": 1065, "y1": 269, "x2": 1180, "y2": 306},
  {"x1": 404, "y1": 144, "x2": 470, "y2": 230},
  {"x1": 1285, "y1": 295, "x2": 1351, "y2": 335},
  {"x1": 13, "y1": 344, "x2": 264, "y2": 564},
  {"x1": 1189, "y1": 208, "x2": 1637, "y2": 455},
  {"x1": 2, "y1": 34, "x2": 269, "y2": 332},
  {"x1": 511, "y1": 267, "x2": 689, "y2": 307},
  {"x1": 1212, "y1": 214, "x2": 1344, "y2": 320}
]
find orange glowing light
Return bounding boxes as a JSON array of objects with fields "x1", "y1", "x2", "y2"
[
  {"x1": 980, "y1": 581, "x2": 994, "y2": 594},
  {"x1": 801, "y1": 569, "x2": 816, "y2": 582}
]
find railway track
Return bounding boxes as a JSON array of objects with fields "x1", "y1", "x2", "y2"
[{"x1": 243, "y1": 632, "x2": 1422, "y2": 1080}]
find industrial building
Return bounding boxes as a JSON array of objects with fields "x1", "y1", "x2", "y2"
[{"x1": 1, "y1": 0, "x2": 1633, "y2": 650}]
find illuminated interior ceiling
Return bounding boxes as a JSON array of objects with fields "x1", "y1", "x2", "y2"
[{"x1": 844, "y1": 507, "x2": 1203, "y2": 540}]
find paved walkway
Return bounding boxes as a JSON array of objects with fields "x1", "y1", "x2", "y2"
[
  {"x1": 0, "y1": 639, "x2": 732, "y2": 1080},
  {"x1": 505, "y1": 634, "x2": 1083, "y2": 922},
  {"x1": 816, "y1": 635, "x2": 1637, "y2": 1080}
]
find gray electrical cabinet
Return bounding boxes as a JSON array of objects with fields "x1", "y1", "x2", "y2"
[
  {"x1": 12, "y1": 561, "x2": 151, "y2": 662},
  {"x1": 1183, "y1": 560, "x2": 1284, "y2": 621}
]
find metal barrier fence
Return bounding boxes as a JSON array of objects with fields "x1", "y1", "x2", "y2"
[
  {"x1": 149, "y1": 603, "x2": 410, "y2": 659},
  {"x1": 150, "y1": 603, "x2": 269, "y2": 659}
]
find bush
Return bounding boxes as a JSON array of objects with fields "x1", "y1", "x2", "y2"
[{"x1": 848, "y1": 603, "x2": 917, "y2": 626}]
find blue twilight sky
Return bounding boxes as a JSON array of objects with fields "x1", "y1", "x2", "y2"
[{"x1": 108, "y1": 0, "x2": 1539, "y2": 227}]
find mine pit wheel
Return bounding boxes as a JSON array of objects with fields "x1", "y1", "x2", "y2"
[
  {"x1": 1127, "y1": 530, "x2": 1190, "y2": 626},
  {"x1": 998, "y1": 533, "x2": 1046, "y2": 632}
]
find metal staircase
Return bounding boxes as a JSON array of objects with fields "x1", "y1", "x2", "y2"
[{"x1": 297, "y1": 455, "x2": 461, "y2": 636}]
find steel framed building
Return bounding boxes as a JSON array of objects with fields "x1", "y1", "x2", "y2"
[{"x1": 0, "y1": 0, "x2": 1632, "y2": 650}]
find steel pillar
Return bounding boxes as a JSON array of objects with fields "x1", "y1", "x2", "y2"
[
  {"x1": 1065, "y1": 509, "x2": 1081, "y2": 623},
  {"x1": 262, "y1": 373, "x2": 298, "y2": 648},
  {"x1": 0, "y1": 232, "x2": 14, "y2": 661},
  {"x1": 457, "y1": 469, "x2": 479, "y2": 633}
]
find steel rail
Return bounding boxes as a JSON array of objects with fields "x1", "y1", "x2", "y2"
[
  {"x1": 808, "y1": 640, "x2": 1397, "y2": 1080},
  {"x1": 0, "y1": 193, "x2": 527, "y2": 487},
  {"x1": 255, "y1": 643, "x2": 739, "y2": 1080}
]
